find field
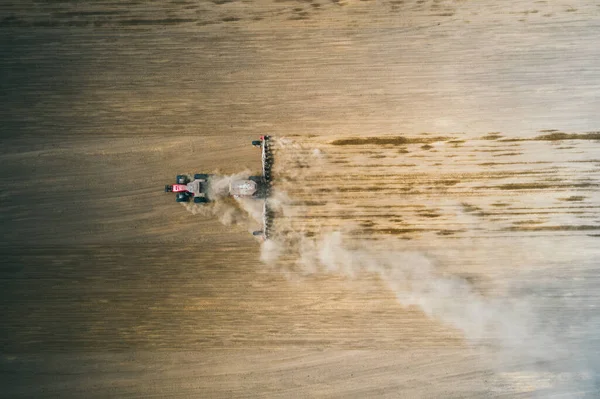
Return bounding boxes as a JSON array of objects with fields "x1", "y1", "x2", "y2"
[{"x1": 1, "y1": 1, "x2": 600, "y2": 397}]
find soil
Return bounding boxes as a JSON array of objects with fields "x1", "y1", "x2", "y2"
[{"x1": 1, "y1": 1, "x2": 600, "y2": 397}]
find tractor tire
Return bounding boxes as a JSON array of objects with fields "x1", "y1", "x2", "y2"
[
  {"x1": 176, "y1": 175, "x2": 189, "y2": 184},
  {"x1": 176, "y1": 193, "x2": 189, "y2": 202},
  {"x1": 194, "y1": 197, "x2": 208, "y2": 204},
  {"x1": 194, "y1": 174, "x2": 209, "y2": 180},
  {"x1": 252, "y1": 140, "x2": 262, "y2": 147}
]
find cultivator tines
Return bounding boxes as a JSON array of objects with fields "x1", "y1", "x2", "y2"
[
  {"x1": 261, "y1": 135, "x2": 274, "y2": 239},
  {"x1": 262, "y1": 201, "x2": 274, "y2": 239},
  {"x1": 262, "y1": 135, "x2": 273, "y2": 183}
]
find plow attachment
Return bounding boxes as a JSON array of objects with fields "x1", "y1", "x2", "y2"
[{"x1": 253, "y1": 135, "x2": 274, "y2": 240}]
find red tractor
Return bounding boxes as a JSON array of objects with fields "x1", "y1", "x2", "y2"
[{"x1": 164, "y1": 136, "x2": 274, "y2": 238}]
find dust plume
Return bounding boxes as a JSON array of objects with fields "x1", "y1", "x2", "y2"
[{"x1": 263, "y1": 230, "x2": 597, "y2": 393}]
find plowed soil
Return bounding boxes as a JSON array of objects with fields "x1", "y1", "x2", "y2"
[{"x1": 1, "y1": 1, "x2": 600, "y2": 397}]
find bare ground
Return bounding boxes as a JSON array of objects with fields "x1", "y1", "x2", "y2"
[{"x1": 1, "y1": 0, "x2": 600, "y2": 397}]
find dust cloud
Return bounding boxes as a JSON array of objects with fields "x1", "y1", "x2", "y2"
[{"x1": 263, "y1": 230, "x2": 597, "y2": 396}]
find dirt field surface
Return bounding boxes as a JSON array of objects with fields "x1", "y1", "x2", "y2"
[{"x1": 2, "y1": 1, "x2": 600, "y2": 398}]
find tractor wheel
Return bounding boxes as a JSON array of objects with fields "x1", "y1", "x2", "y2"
[
  {"x1": 176, "y1": 175, "x2": 189, "y2": 184},
  {"x1": 252, "y1": 140, "x2": 262, "y2": 147},
  {"x1": 194, "y1": 174, "x2": 209, "y2": 180},
  {"x1": 175, "y1": 193, "x2": 190, "y2": 202},
  {"x1": 194, "y1": 197, "x2": 208, "y2": 204}
]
